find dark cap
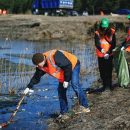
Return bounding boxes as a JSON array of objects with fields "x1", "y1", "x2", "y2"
[{"x1": 32, "y1": 53, "x2": 45, "y2": 65}]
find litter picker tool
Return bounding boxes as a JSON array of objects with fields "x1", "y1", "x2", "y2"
[{"x1": 0, "y1": 94, "x2": 26, "y2": 128}]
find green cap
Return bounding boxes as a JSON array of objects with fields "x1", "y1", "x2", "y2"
[
  {"x1": 127, "y1": 14, "x2": 130, "y2": 19},
  {"x1": 100, "y1": 18, "x2": 109, "y2": 28}
]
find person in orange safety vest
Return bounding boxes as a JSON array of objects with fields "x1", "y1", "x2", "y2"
[
  {"x1": 0, "y1": 9, "x2": 2, "y2": 15},
  {"x1": 92, "y1": 18, "x2": 116, "y2": 93},
  {"x1": 121, "y1": 14, "x2": 130, "y2": 52},
  {"x1": 23, "y1": 49, "x2": 90, "y2": 118},
  {"x1": 2, "y1": 9, "x2": 7, "y2": 15}
]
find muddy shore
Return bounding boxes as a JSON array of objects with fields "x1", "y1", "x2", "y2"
[
  {"x1": 47, "y1": 87, "x2": 130, "y2": 130},
  {"x1": 0, "y1": 14, "x2": 128, "y2": 42}
]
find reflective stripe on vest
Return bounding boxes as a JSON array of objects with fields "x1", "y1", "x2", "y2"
[
  {"x1": 95, "y1": 28, "x2": 115, "y2": 57},
  {"x1": 125, "y1": 29, "x2": 130, "y2": 52},
  {"x1": 105, "y1": 28, "x2": 115, "y2": 42},
  {"x1": 38, "y1": 50, "x2": 77, "y2": 82},
  {"x1": 48, "y1": 50, "x2": 61, "y2": 77},
  {"x1": 126, "y1": 34, "x2": 130, "y2": 42}
]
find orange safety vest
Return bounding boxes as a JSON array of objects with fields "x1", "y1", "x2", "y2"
[
  {"x1": 38, "y1": 50, "x2": 78, "y2": 82},
  {"x1": 2, "y1": 10, "x2": 7, "y2": 15},
  {"x1": 100, "y1": 11, "x2": 104, "y2": 16},
  {"x1": 125, "y1": 46, "x2": 130, "y2": 52},
  {"x1": 125, "y1": 28, "x2": 130, "y2": 52},
  {"x1": 95, "y1": 28, "x2": 115, "y2": 57},
  {"x1": 0, "y1": 9, "x2": 2, "y2": 15}
]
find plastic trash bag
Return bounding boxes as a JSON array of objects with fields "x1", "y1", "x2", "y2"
[{"x1": 113, "y1": 47, "x2": 130, "y2": 87}]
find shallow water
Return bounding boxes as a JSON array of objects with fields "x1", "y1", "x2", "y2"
[{"x1": 0, "y1": 39, "x2": 98, "y2": 130}]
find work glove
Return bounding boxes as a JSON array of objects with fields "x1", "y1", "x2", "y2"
[
  {"x1": 101, "y1": 49, "x2": 105, "y2": 54},
  {"x1": 23, "y1": 88, "x2": 34, "y2": 95},
  {"x1": 104, "y1": 53, "x2": 109, "y2": 59},
  {"x1": 121, "y1": 46, "x2": 125, "y2": 51},
  {"x1": 63, "y1": 81, "x2": 69, "y2": 88}
]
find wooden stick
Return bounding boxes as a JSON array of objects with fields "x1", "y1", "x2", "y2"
[{"x1": 0, "y1": 94, "x2": 26, "y2": 128}]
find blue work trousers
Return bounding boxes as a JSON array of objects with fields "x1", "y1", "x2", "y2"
[{"x1": 58, "y1": 62, "x2": 89, "y2": 114}]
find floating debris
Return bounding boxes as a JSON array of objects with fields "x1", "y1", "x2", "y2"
[
  {"x1": 53, "y1": 96, "x2": 58, "y2": 99},
  {"x1": 21, "y1": 109, "x2": 25, "y2": 112},
  {"x1": 37, "y1": 88, "x2": 49, "y2": 92},
  {"x1": 43, "y1": 88, "x2": 49, "y2": 92},
  {"x1": 44, "y1": 96, "x2": 48, "y2": 99},
  {"x1": 38, "y1": 89, "x2": 42, "y2": 92},
  {"x1": 37, "y1": 112, "x2": 44, "y2": 116}
]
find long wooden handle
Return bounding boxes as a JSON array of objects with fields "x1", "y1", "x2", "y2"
[
  {"x1": 0, "y1": 94, "x2": 26, "y2": 128},
  {"x1": 9, "y1": 94, "x2": 26, "y2": 121}
]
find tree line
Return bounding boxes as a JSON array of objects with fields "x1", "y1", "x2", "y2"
[
  {"x1": 74, "y1": 0, "x2": 130, "y2": 14},
  {"x1": 0, "y1": 0, "x2": 129, "y2": 14}
]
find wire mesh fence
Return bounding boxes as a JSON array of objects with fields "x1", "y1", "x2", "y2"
[{"x1": 0, "y1": 38, "x2": 99, "y2": 98}]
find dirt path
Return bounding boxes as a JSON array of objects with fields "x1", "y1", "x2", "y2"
[{"x1": 48, "y1": 87, "x2": 130, "y2": 130}]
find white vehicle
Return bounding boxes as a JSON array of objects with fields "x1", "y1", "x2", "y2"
[{"x1": 82, "y1": 11, "x2": 88, "y2": 16}]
